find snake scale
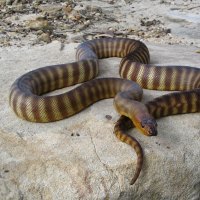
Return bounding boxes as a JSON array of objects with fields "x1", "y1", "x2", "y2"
[{"x1": 9, "y1": 38, "x2": 200, "y2": 185}]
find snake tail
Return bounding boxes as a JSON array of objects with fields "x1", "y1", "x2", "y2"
[{"x1": 114, "y1": 116, "x2": 143, "y2": 185}]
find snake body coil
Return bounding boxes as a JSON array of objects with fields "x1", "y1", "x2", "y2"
[{"x1": 9, "y1": 38, "x2": 200, "y2": 184}]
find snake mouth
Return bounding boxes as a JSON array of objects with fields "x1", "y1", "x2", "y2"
[
  {"x1": 141, "y1": 118, "x2": 158, "y2": 136},
  {"x1": 147, "y1": 126, "x2": 157, "y2": 136}
]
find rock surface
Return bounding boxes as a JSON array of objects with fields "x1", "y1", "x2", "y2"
[{"x1": 0, "y1": 41, "x2": 200, "y2": 199}]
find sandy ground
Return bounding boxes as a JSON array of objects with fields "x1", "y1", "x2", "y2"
[{"x1": 0, "y1": 0, "x2": 200, "y2": 47}]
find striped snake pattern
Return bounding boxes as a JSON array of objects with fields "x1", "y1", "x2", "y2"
[{"x1": 9, "y1": 38, "x2": 200, "y2": 185}]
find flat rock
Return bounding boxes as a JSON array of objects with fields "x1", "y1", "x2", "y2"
[
  {"x1": 0, "y1": 41, "x2": 199, "y2": 200},
  {"x1": 26, "y1": 18, "x2": 52, "y2": 31},
  {"x1": 38, "y1": 3, "x2": 63, "y2": 14}
]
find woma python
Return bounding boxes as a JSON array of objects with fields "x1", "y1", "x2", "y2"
[{"x1": 9, "y1": 38, "x2": 200, "y2": 185}]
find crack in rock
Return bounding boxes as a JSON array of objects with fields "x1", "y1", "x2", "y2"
[{"x1": 88, "y1": 132, "x2": 122, "y2": 191}]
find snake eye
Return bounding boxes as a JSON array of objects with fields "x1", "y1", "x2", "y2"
[{"x1": 141, "y1": 118, "x2": 148, "y2": 128}]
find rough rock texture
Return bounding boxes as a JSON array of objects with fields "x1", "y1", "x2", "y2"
[{"x1": 0, "y1": 41, "x2": 200, "y2": 200}]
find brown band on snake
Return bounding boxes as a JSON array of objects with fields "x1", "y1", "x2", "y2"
[
  {"x1": 9, "y1": 38, "x2": 200, "y2": 185},
  {"x1": 114, "y1": 115, "x2": 143, "y2": 185}
]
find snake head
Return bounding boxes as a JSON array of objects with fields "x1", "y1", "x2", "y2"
[{"x1": 140, "y1": 118, "x2": 157, "y2": 136}]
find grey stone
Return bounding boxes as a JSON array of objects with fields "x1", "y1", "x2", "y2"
[
  {"x1": 0, "y1": 0, "x2": 6, "y2": 6},
  {"x1": 38, "y1": 3, "x2": 63, "y2": 16},
  {"x1": 0, "y1": 41, "x2": 199, "y2": 199},
  {"x1": 38, "y1": 32, "x2": 51, "y2": 43},
  {"x1": 26, "y1": 18, "x2": 52, "y2": 31}
]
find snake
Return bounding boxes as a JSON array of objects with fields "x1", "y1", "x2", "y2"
[{"x1": 9, "y1": 38, "x2": 200, "y2": 185}]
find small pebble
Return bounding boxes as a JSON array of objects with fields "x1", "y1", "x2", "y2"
[{"x1": 105, "y1": 115, "x2": 112, "y2": 120}]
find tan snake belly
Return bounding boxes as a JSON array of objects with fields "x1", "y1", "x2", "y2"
[{"x1": 9, "y1": 38, "x2": 200, "y2": 185}]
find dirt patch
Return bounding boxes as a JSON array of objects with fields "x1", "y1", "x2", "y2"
[{"x1": 0, "y1": 0, "x2": 200, "y2": 47}]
